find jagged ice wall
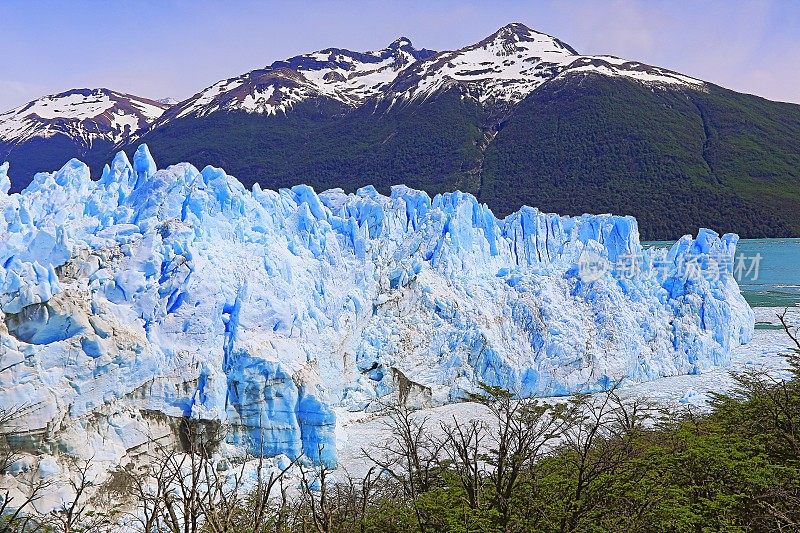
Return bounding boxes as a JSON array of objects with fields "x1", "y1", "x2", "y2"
[{"x1": 0, "y1": 146, "x2": 754, "y2": 466}]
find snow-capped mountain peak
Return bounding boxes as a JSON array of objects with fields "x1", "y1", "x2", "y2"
[
  {"x1": 143, "y1": 23, "x2": 706, "y2": 126},
  {"x1": 483, "y1": 22, "x2": 578, "y2": 55},
  {"x1": 384, "y1": 23, "x2": 578, "y2": 104},
  {"x1": 7, "y1": 24, "x2": 707, "y2": 146},
  {"x1": 159, "y1": 39, "x2": 437, "y2": 121},
  {"x1": 0, "y1": 88, "x2": 169, "y2": 147},
  {"x1": 386, "y1": 22, "x2": 701, "y2": 106},
  {"x1": 389, "y1": 36, "x2": 413, "y2": 48}
]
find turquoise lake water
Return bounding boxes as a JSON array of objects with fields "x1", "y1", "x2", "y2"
[
  {"x1": 735, "y1": 238, "x2": 800, "y2": 308},
  {"x1": 644, "y1": 238, "x2": 800, "y2": 308}
]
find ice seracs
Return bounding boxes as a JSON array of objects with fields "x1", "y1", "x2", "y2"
[
  {"x1": 0, "y1": 147, "x2": 752, "y2": 473},
  {"x1": 0, "y1": 162, "x2": 10, "y2": 194}
]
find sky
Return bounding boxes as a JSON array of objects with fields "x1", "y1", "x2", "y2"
[{"x1": 1, "y1": 0, "x2": 799, "y2": 111}]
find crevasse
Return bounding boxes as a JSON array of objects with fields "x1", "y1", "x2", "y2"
[{"x1": 0, "y1": 146, "x2": 754, "y2": 465}]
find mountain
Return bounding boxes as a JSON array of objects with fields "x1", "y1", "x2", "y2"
[
  {"x1": 2, "y1": 24, "x2": 799, "y2": 239},
  {"x1": 148, "y1": 24, "x2": 699, "y2": 121},
  {"x1": 383, "y1": 23, "x2": 701, "y2": 106},
  {"x1": 0, "y1": 146, "x2": 752, "y2": 478},
  {"x1": 0, "y1": 88, "x2": 169, "y2": 191},
  {"x1": 476, "y1": 68, "x2": 800, "y2": 239},
  {"x1": 151, "y1": 36, "x2": 435, "y2": 122},
  {"x1": 130, "y1": 23, "x2": 800, "y2": 240}
]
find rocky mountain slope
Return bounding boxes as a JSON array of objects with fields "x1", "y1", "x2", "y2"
[{"x1": 153, "y1": 36, "x2": 435, "y2": 121}]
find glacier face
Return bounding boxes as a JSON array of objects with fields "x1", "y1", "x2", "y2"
[{"x1": 0, "y1": 147, "x2": 753, "y2": 466}]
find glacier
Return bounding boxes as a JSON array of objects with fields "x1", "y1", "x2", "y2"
[{"x1": 0, "y1": 146, "x2": 754, "y2": 469}]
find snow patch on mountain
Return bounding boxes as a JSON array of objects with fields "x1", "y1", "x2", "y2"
[
  {"x1": 0, "y1": 89, "x2": 169, "y2": 146},
  {"x1": 163, "y1": 38, "x2": 436, "y2": 120},
  {"x1": 388, "y1": 23, "x2": 577, "y2": 104},
  {"x1": 0, "y1": 147, "x2": 752, "y2": 469},
  {"x1": 149, "y1": 22, "x2": 705, "y2": 125},
  {"x1": 17, "y1": 91, "x2": 117, "y2": 121},
  {"x1": 559, "y1": 56, "x2": 704, "y2": 87},
  {"x1": 387, "y1": 23, "x2": 703, "y2": 106}
]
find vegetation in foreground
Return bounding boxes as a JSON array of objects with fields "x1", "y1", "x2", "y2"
[{"x1": 1, "y1": 313, "x2": 799, "y2": 532}]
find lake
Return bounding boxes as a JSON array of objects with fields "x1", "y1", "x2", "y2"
[{"x1": 736, "y1": 238, "x2": 800, "y2": 308}]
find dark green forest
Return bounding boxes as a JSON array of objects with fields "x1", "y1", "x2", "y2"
[{"x1": 480, "y1": 77, "x2": 800, "y2": 240}]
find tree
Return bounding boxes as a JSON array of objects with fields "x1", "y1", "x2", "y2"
[
  {"x1": 361, "y1": 402, "x2": 443, "y2": 532},
  {"x1": 550, "y1": 385, "x2": 655, "y2": 532},
  {"x1": 438, "y1": 416, "x2": 487, "y2": 513},
  {"x1": 48, "y1": 458, "x2": 115, "y2": 533},
  {"x1": 0, "y1": 405, "x2": 53, "y2": 533}
]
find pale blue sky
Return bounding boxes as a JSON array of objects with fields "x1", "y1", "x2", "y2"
[{"x1": 1, "y1": 0, "x2": 799, "y2": 111}]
